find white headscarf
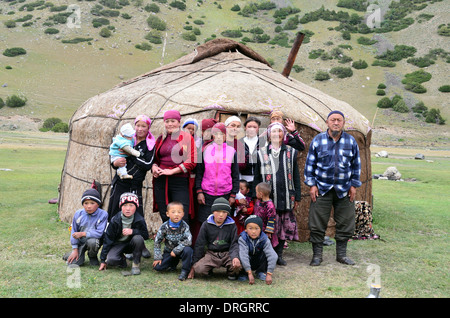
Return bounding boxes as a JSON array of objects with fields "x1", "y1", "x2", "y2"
[{"x1": 224, "y1": 115, "x2": 241, "y2": 127}]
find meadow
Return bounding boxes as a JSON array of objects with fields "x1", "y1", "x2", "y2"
[{"x1": 0, "y1": 131, "x2": 448, "y2": 298}]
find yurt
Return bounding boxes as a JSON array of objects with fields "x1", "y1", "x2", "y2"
[{"x1": 58, "y1": 38, "x2": 372, "y2": 242}]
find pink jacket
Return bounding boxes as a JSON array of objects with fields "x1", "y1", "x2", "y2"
[{"x1": 196, "y1": 142, "x2": 239, "y2": 197}]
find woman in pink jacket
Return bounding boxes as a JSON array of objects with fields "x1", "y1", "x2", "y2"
[{"x1": 195, "y1": 123, "x2": 240, "y2": 224}]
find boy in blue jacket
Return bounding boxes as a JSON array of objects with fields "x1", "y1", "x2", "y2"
[
  {"x1": 238, "y1": 215, "x2": 277, "y2": 285},
  {"x1": 65, "y1": 189, "x2": 108, "y2": 266}
]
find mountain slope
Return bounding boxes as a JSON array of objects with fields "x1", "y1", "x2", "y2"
[{"x1": 0, "y1": 0, "x2": 448, "y2": 147}]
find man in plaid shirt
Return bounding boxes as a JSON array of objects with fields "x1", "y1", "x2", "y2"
[{"x1": 304, "y1": 110, "x2": 361, "y2": 266}]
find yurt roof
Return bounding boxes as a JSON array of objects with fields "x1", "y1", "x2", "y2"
[{"x1": 70, "y1": 38, "x2": 371, "y2": 136}]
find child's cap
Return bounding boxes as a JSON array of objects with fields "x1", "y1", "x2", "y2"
[
  {"x1": 119, "y1": 192, "x2": 139, "y2": 209},
  {"x1": 182, "y1": 118, "x2": 199, "y2": 129},
  {"x1": 81, "y1": 189, "x2": 102, "y2": 205},
  {"x1": 211, "y1": 197, "x2": 231, "y2": 214},
  {"x1": 245, "y1": 215, "x2": 263, "y2": 229},
  {"x1": 120, "y1": 123, "x2": 135, "y2": 137}
]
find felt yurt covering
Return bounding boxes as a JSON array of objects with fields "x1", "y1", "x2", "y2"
[{"x1": 58, "y1": 38, "x2": 372, "y2": 242}]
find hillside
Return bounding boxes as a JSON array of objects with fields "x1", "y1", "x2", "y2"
[{"x1": 0, "y1": 0, "x2": 448, "y2": 148}]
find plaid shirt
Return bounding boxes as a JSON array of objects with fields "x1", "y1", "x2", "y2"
[{"x1": 304, "y1": 130, "x2": 361, "y2": 198}]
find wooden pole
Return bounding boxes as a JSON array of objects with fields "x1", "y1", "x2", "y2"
[{"x1": 282, "y1": 32, "x2": 305, "y2": 78}]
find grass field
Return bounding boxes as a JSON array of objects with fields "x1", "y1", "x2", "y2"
[{"x1": 0, "y1": 131, "x2": 448, "y2": 299}]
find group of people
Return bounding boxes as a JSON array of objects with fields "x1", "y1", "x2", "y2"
[{"x1": 64, "y1": 108, "x2": 361, "y2": 285}]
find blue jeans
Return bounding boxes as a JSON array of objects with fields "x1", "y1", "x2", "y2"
[{"x1": 154, "y1": 246, "x2": 193, "y2": 272}]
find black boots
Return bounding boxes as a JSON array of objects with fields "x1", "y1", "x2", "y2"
[
  {"x1": 336, "y1": 240, "x2": 355, "y2": 265},
  {"x1": 310, "y1": 240, "x2": 355, "y2": 266},
  {"x1": 275, "y1": 241, "x2": 287, "y2": 266},
  {"x1": 310, "y1": 243, "x2": 323, "y2": 266}
]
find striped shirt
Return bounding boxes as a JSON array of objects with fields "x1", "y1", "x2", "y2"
[{"x1": 304, "y1": 130, "x2": 361, "y2": 198}]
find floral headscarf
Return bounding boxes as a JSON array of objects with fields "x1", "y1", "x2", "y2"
[{"x1": 266, "y1": 122, "x2": 286, "y2": 141}]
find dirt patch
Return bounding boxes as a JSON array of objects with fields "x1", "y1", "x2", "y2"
[
  {"x1": 0, "y1": 115, "x2": 43, "y2": 132},
  {"x1": 371, "y1": 123, "x2": 450, "y2": 151}
]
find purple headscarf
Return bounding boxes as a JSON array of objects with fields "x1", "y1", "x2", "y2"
[
  {"x1": 267, "y1": 122, "x2": 286, "y2": 140},
  {"x1": 163, "y1": 110, "x2": 181, "y2": 122}
]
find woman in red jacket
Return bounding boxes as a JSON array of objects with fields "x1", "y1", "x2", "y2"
[{"x1": 152, "y1": 110, "x2": 197, "y2": 223}]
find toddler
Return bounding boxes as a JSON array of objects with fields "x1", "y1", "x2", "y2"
[{"x1": 109, "y1": 123, "x2": 141, "y2": 179}]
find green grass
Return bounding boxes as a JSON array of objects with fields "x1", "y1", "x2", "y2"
[
  {"x1": 370, "y1": 156, "x2": 450, "y2": 297},
  {"x1": 0, "y1": 132, "x2": 449, "y2": 298}
]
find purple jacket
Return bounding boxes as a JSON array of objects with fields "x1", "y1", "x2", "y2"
[{"x1": 70, "y1": 208, "x2": 108, "y2": 249}]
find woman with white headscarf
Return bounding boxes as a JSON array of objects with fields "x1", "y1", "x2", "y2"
[
  {"x1": 224, "y1": 115, "x2": 247, "y2": 172},
  {"x1": 253, "y1": 122, "x2": 301, "y2": 266}
]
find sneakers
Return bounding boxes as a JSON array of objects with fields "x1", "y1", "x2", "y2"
[
  {"x1": 131, "y1": 264, "x2": 141, "y2": 275},
  {"x1": 142, "y1": 248, "x2": 151, "y2": 259},
  {"x1": 89, "y1": 256, "x2": 100, "y2": 266},
  {"x1": 237, "y1": 272, "x2": 267, "y2": 282},
  {"x1": 178, "y1": 270, "x2": 189, "y2": 281},
  {"x1": 256, "y1": 272, "x2": 266, "y2": 281}
]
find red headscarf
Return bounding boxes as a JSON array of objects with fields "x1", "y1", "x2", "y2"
[{"x1": 201, "y1": 118, "x2": 217, "y2": 132}]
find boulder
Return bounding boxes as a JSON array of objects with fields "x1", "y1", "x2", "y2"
[
  {"x1": 383, "y1": 166, "x2": 401, "y2": 180},
  {"x1": 375, "y1": 150, "x2": 389, "y2": 158},
  {"x1": 415, "y1": 153, "x2": 425, "y2": 160}
]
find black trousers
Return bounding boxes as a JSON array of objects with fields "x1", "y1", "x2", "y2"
[
  {"x1": 153, "y1": 175, "x2": 190, "y2": 223},
  {"x1": 308, "y1": 188, "x2": 355, "y2": 244},
  {"x1": 249, "y1": 252, "x2": 268, "y2": 273},
  {"x1": 105, "y1": 235, "x2": 145, "y2": 266}
]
